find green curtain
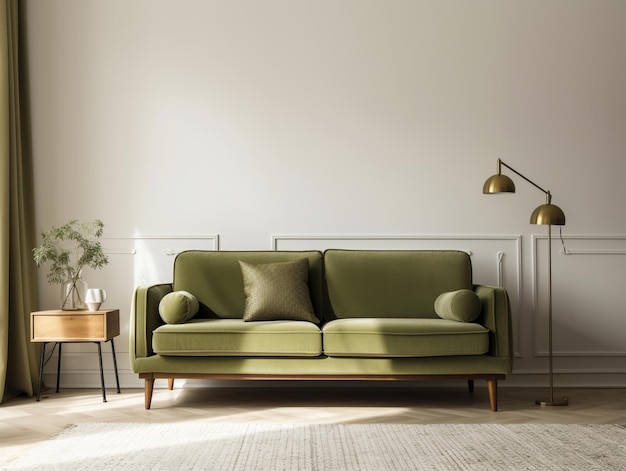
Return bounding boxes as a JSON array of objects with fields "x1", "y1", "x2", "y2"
[{"x1": 0, "y1": 0, "x2": 39, "y2": 405}]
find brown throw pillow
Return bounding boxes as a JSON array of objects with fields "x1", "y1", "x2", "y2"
[{"x1": 239, "y1": 258, "x2": 320, "y2": 323}]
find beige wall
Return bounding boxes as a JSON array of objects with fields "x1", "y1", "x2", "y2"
[{"x1": 23, "y1": 1, "x2": 626, "y2": 388}]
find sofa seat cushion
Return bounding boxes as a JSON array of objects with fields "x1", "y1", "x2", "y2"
[
  {"x1": 322, "y1": 318, "x2": 489, "y2": 358},
  {"x1": 152, "y1": 319, "x2": 322, "y2": 357}
]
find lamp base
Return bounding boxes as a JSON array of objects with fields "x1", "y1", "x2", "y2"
[{"x1": 535, "y1": 397, "x2": 569, "y2": 407}]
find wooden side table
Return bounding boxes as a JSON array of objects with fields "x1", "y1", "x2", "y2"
[{"x1": 30, "y1": 309, "x2": 121, "y2": 402}]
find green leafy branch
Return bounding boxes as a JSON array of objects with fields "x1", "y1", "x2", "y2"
[{"x1": 32, "y1": 219, "x2": 109, "y2": 286}]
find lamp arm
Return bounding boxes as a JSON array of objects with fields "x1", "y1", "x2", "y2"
[{"x1": 498, "y1": 159, "x2": 550, "y2": 196}]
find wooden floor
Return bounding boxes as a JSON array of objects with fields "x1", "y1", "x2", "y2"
[{"x1": 1, "y1": 385, "x2": 625, "y2": 465}]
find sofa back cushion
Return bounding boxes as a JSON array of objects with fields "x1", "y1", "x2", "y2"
[
  {"x1": 173, "y1": 251, "x2": 324, "y2": 319},
  {"x1": 324, "y1": 250, "x2": 473, "y2": 320}
]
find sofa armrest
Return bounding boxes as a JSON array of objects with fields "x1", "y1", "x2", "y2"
[
  {"x1": 130, "y1": 283, "x2": 172, "y2": 369},
  {"x1": 474, "y1": 285, "x2": 514, "y2": 363}
]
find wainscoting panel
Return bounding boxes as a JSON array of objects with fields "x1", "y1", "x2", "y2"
[
  {"x1": 45, "y1": 233, "x2": 625, "y2": 389},
  {"x1": 533, "y1": 235, "x2": 626, "y2": 357},
  {"x1": 41, "y1": 235, "x2": 219, "y2": 389},
  {"x1": 272, "y1": 234, "x2": 522, "y2": 356}
]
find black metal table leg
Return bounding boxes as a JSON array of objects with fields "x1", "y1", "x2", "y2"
[
  {"x1": 56, "y1": 343, "x2": 62, "y2": 393},
  {"x1": 96, "y1": 342, "x2": 107, "y2": 402},
  {"x1": 109, "y1": 338, "x2": 120, "y2": 394},
  {"x1": 36, "y1": 342, "x2": 47, "y2": 401}
]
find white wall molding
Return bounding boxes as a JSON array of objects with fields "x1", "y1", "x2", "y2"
[
  {"x1": 532, "y1": 234, "x2": 626, "y2": 357},
  {"x1": 558, "y1": 234, "x2": 626, "y2": 256},
  {"x1": 102, "y1": 233, "x2": 220, "y2": 255},
  {"x1": 271, "y1": 233, "x2": 518, "y2": 252}
]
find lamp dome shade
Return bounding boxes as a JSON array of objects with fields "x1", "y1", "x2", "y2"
[
  {"x1": 530, "y1": 203, "x2": 566, "y2": 225},
  {"x1": 482, "y1": 174, "x2": 515, "y2": 194}
]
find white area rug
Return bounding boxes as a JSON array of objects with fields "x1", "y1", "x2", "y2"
[{"x1": 6, "y1": 423, "x2": 626, "y2": 470}]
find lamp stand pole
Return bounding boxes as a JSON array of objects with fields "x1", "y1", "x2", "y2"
[
  {"x1": 536, "y1": 224, "x2": 568, "y2": 407},
  {"x1": 483, "y1": 159, "x2": 568, "y2": 407}
]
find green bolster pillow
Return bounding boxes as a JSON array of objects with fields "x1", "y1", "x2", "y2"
[
  {"x1": 434, "y1": 289, "x2": 481, "y2": 323},
  {"x1": 158, "y1": 290, "x2": 199, "y2": 324}
]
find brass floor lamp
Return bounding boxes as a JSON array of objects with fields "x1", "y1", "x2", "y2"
[{"x1": 483, "y1": 158, "x2": 568, "y2": 407}]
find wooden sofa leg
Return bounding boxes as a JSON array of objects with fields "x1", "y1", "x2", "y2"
[
  {"x1": 487, "y1": 378, "x2": 498, "y2": 412},
  {"x1": 168, "y1": 378, "x2": 175, "y2": 390},
  {"x1": 145, "y1": 376, "x2": 155, "y2": 410},
  {"x1": 467, "y1": 380, "x2": 474, "y2": 392}
]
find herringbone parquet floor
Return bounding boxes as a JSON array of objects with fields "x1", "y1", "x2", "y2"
[{"x1": 1, "y1": 385, "x2": 625, "y2": 465}]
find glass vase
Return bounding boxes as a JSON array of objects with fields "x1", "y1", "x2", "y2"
[{"x1": 60, "y1": 270, "x2": 88, "y2": 310}]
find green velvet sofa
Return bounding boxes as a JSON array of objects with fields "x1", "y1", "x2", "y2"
[{"x1": 130, "y1": 250, "x2": 513, "y2": 410}]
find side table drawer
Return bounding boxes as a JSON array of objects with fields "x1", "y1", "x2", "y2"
[{"x1": 31, "y1": 310, "x2": 120, "y2": 342}]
